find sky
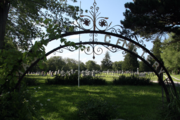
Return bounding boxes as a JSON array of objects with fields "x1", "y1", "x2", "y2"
[{"x1": 44, "y1": 0, "x2": 154, "y2": 65}]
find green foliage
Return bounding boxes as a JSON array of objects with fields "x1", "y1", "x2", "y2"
[
  {"x1": 101, "y1": 51, "x2": 112, "y2": 70},
  {"x1": 122, "y1": 44, "x2": 139, "y2": 71},
  {"x1": 113, "y1": 75, "x2": 152, "y2": 85},
  {"x1": 31, "y1": 56, "x2": 88, "y2": 72},
  {"x1": 80, "y1": 76, "x2": 107, "y2": 85},
  {"x1": 161, "y1": 33, "x2": 180, "y2": 72},
  {"x1": 139, "y1": 61, "x2": 151, "y2": 72},
  {"x1": 24, "y1": 77, "x2": 39, "y2": 86},
  {"x1": 46, "y1": 73, "x2": 107, "y2": 85},
  {"x1": 85, "y1": 60, "x2": 100, "y2": 71},
  {"x1": 121, "y1": 0, "x2": 180, "y2": 40},
  {"x1": 160, "y1": 87, "x2": 180, "y2": 120},
  {"x1": 112, "y1": 61, "x2": 123, "y2": 71},
  {"x1": 0, "y1": 0, "x2": 86, "y2": 119},
  {"x1": 0, "y1": 83, "x2": 42, "y2": 120},
  {"x1": 76, "y1": 96, "x2": 119, "y2": 120},
  {"x1": 152, "y1": 38, "x2": 162, "y2": 62}
]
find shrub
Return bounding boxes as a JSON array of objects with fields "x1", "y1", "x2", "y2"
[
  {"x1": 24, "y1": 77, "x2": 38, "y2": 86},
  {"x1": 113, "y1": 75, "x2": 152, "y2": 85},
  {"x1": 80, "y1": 76, "x2": 107, "y2": 85},
  {"x1": 76, "y1": 96, "x2": 119, "y2": 120},
  {"x1": 0, "y1": 83, "x2": 43, "y2": 120},
  {"x1": 160, "y1": 87, "x2": 180, "y2": 120},
  {"x1": 46, "y1": 73, "x2": 107, "y2": 85}
]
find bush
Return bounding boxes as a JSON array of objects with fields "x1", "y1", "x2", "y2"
[
  {"x1": 76, "y1": 96, "x2": 119, "y2": 120},
  {"x1": 160, "y1": 87, "x2": 180, "y2": 120},
  {"x1": 80, "y1": 76, "x2": 107, "y2": 85},
  {"x1": 113, "y1": 75, "x2": 152, "y2": 85},
  {"x1": 46, "y1": 72, "x2": 107, "y2": 85},
  {"x1": 24, "y1": 77, "x2": 38, "y2": 86},
  {"x1": 0, "y1": 83, "x2": 43, "y2": 120}
]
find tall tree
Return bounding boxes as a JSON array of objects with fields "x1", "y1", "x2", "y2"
[
  {"x1": 0, "y1": 0, "x2": 80, "y2": 50},
  {"x1": 139, "y1": 61, "x2": 151, "y2": 72},
  {"x1": 161, "y1": 33, "x2": 180, "y2": 73},
  {"x1": 151, "y1": 37, "x2": 163, "y2": 68},
  {"x1": 85, "y1": 60, "x2": 99, "y2": 71},
  {"x1": 112, "y1": 61, "x2": 123, "y2": 71},
  {"x1": 101, "y1": 51, "x2": 112, "y2": 70},
  {"x1": 122, "y1": 44, "x2": 139, "y2": 71},
  {"x1": 121, "y1": 0, "x2": 180, "y2": 42}
]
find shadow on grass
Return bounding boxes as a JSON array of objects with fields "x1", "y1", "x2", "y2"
[{"x1": 28, "y1": 84, "x2": 164, "y2": 120}]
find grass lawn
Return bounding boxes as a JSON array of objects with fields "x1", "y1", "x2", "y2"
[
  {"x1": 170, "y1": 74, "x2": 180, "y2": 82},
  {"x1": 26, "y1": 75, "x2": 165, "y2": 120}
]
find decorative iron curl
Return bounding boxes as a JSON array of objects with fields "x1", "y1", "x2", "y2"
[
  {"x1": 103, "y1": 45, "x2": 119, "y2": 53},
  {"x1": 53, "y1": 49, "x2": 63, "y2": 55},
  {"x1": 64, "y1": 46, "x2": 76, "y2": 52},
  {"x1": 57, "y1": 49, "x2": 63, "y2": 53},
  {"x1": 122, "y1": 51, "x2": 126, "y2": 56},
  {"x1": 84, "y1": 46, "x2": 103, "y2": 55},
  {"x1": 106, "y1": 25, "x2": 123, "y2": 34}
]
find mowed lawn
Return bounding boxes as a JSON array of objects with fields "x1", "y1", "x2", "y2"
[{"x1": 26, "y1": 75, "x2": 165, "y2": 120}]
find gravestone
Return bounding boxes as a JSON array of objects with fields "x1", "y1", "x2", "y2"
[
  {"x1": 51, "y1": 71, "x2": 53, "y2": 77},
  {"x1": 92, "y1": 71, "x2": 95, "y2": 77},
  {"x1": 81, "y1": 71, "x2": 85, "y2": 77}
]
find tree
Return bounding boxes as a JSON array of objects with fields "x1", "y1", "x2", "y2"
[
  {"x1": 139, "y1": 61, "x2": 151, "y2": 72},
  {"x1": 0, "y1": 0, "x2": 80, "y2": 50},
  {"x1": 63, "y1": 58, "x2": 79, "y2": 71},
  {"x1": 0, "y1": 1, "x2": 84, "y2": 119},
  {"x1": 85, "y1": 60, "x2": 100, "y2": 71},
  {"x1": 101, "y1": 51, "x2": 112, "y2": 70},
  {"x1": 121, "y1": 0, "x2": 180, "y2": 42},
  {"x1": 151, "y1": 38, "x2": 162, "y2": 62},
  {"x1": 80, "y1": 62, "x2": 86, "y2": 71},
  {"x1": 122, "y1": 44, "x2": 139, "y2": 71},
  {"x1": 112, "y1": 61, "x2": 123, "y2": 71},
  {"x1": 161, "y1": 33, "x2": 180, "y2": 73}
]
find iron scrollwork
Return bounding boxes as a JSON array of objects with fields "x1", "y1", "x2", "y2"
[{"x1": 84, "y1": 45, "x2": 103, "y2": 59}]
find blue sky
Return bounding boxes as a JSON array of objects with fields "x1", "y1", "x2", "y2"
[{"x1": 45, "y1": 0, "x2": 154, "y2": 65}]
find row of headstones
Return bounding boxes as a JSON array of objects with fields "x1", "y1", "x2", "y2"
[
  {"x1": 28, "y1": 70, "x2": 154, "y2": 77},
  {"x1": 28, "y1": 70, "x2": 100, "y2": 77}
]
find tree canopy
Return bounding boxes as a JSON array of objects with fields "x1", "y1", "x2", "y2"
[
  {"x1": 0, "y1": 1, "x2": 84, "y2": 119},
  {"x1": 122, "y1": 44, "x2": 139, "y2": 71},
  {"x1": 0, "y1": 0, "x2": 80, "y2": 50},
  {"x1": 121, "y1": 0, "x2": 180, "y2": 41},
  {"x1": 101, "y1": 51, "x2": 112, "y2": 71},
  {"x1": 161, "y1": 33, "x2": 180, "y2": 73},
  {"x1": 85, "y1": 60, "x2": 100, "y2": 71},
  {"x1": 112, "y1": 61, "x2": 123, "y2": 71}
]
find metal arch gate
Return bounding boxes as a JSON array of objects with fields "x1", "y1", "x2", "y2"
[
  {"x1": 14, "y1": 0, "x2": 177, "y2": 102},
  {"x1": 16, "y1": 31, "x2": 177, "y2": 103}
]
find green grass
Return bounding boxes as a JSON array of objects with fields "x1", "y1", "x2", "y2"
[
  {"x1": 170, "y1": 74, "x2": 180, "y2": 82},
  {"x1": 25, "y1": 75, "x2": 166, "y2": 120},
  {"x1": 28, "y1": 85, "x2": 164, "y2": 120}
]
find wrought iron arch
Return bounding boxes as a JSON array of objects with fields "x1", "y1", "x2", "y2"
[
  {"x1": 16, "y1": 40, "x2": 177, "y2": 103},
  {"x1": 14, "y1": 0, "x2": 177, "y2": 103}
]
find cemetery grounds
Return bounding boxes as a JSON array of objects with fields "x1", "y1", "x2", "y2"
[{"x1": 4, "y1": 72, "x2": 180, "y2": 120}]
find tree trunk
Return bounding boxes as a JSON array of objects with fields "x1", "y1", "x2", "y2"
[{"x1": 0, "y1": 1, "x2": 10, "y2": 50}]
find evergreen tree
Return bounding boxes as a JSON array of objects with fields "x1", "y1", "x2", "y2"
[
  {"x1": 122, "y1": 44, "x2": 139, "y2": 71},
  {"x1": 101, "y1": 51, "x2": 112, "y2": 71},
  {"x1": 152, "y1": 38, "x2": 162, "y2": 62},
  {"x1": 121, "y1": 0, "x2": 180, "y2": 42}
]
